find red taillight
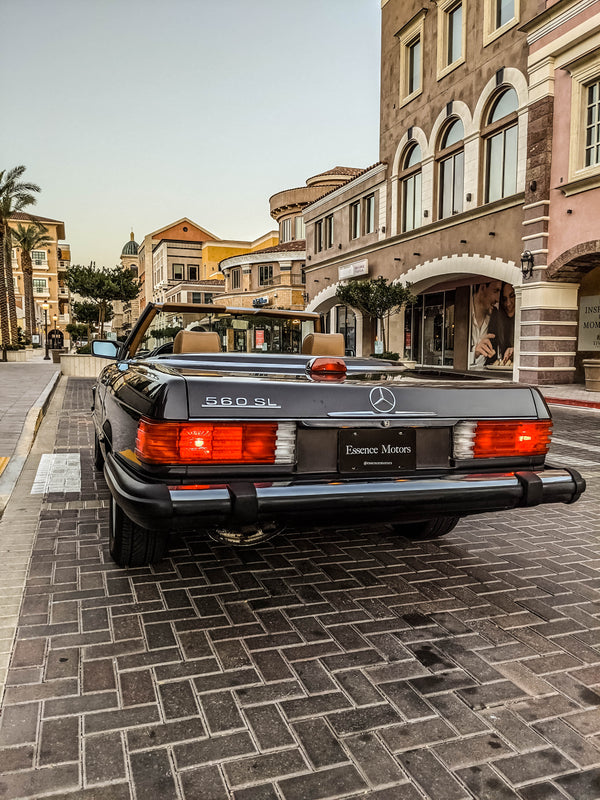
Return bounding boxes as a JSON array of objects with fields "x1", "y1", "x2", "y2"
[
  {"x1": 472, "y1": 420, "x2": 552, "y2": 458},
  {"x1": 307, "y1": 357, "x2": 347, "y2": 382},
  {"x1": 135, "y1": 420, "x2": 279, "y2": 464}
]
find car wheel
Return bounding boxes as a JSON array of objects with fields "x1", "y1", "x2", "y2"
[
  {"x1": 93, "y1": 432, "x2": 104, "y2": 471},
  {"x1": 108, "y1": 495, "x2": 168, "y2": 567},
  {"x1": 391, "y1": 516, "x2": 461, "y2": 540}
]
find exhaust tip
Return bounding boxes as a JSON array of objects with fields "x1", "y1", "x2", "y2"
[{"x1": 206, "y1": 522, "x2": 285, "y2": 547}]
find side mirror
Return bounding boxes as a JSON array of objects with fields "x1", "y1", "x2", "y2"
[{"x1": 91, "y1": 340, "x2": 119, "y2": 359}]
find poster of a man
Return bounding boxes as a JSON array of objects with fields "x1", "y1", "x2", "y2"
[
  {"x1": 487, "y1": 282, "x2": 515, "y2": 367},
  {"x1": 470, "y1": 280, "x2": 516, "y2": 369},
  {"x1": 470, "y1": 280, "x2": 501, "y2": 368}
]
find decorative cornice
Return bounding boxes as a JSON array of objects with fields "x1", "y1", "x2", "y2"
[{"x1": 523, "y1": 0, "x2": 598, "y2": 44}]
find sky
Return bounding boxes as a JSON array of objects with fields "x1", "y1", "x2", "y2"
[{"x1": 1, "y1": 0, "x2": 381, "y2": 268}]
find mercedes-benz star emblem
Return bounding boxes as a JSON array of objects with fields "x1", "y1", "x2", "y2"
[{"x1": 369, "y1": 386, "x2": 396, "y2": 413}]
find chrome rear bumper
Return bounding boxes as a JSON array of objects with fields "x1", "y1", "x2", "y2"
[{"x1": 104, "y1": 453, "x2": 585, "y2": 533}]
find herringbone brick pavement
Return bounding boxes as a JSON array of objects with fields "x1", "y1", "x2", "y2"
[{"x1": 0, "y1": 380, "x2": 599, "y2": 799}]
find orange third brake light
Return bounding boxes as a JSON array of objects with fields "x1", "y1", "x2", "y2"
[
  {"x1": 135, "y1": 419, "x2": 279, "y2": 464},
  {"x1": 307, "y1": 357, "x2": 347, "y2": 382},
  {"x1": 472, "y1": 420, "x2": 552, "y2": 458}
]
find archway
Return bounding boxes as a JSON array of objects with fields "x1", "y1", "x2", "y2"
[
  {"x1": 396, "y1": 255, "x2": 522, "y2": 372},
  {"x1": 306, "y1": 281, "x2": 366, "y2": 355}
]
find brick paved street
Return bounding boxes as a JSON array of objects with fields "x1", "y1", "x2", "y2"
[{"x1": 0, "y1": 378, "x2": 599, "y2": 799}]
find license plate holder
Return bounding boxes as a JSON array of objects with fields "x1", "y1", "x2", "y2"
[{"x1": 338, "y1": 428, "x2": 416, "y2": 473}]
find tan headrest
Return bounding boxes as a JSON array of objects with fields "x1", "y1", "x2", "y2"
[
  {"x1": 301, "y1": 333, "x2": 345, "y2": 356},
  {"x1": 173, "y1": 330, "x2": 222, "y2": 354}
]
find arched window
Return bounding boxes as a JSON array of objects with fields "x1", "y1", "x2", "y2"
[
  {"x1": 401, "y1": 143, "x2": 422, "y2": 232},
  {"x1": 484, "y1": 87, "x2": 518, "y2": 202},
  {"x1": 437, "y1": 118, "x2": 465, "y2": 219}
]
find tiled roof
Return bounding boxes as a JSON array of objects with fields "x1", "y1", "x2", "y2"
[
  {"x1": 9, "y1": 212, "x2": 64, "y2": 224},
  {"x1": 311, "y1": 166, "x2": 364, "y2": 178},
  {"x1": 250, "y1": 240, "x2": 305, "y2": 255},
  {"x1": 308, "y1": 162, "x2": 387, "y2": 205}
]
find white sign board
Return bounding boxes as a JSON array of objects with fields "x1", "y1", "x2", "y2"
[
  {"x1": 338, "y1": 259, "x2": 368, "y2": 280},
  {"x1": 578, "y1": 294, "x2": 600, "y2": 351}
]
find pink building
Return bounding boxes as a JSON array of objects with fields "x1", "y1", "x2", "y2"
[{"x1": 520, "y1": 0, "x2": 600, "y2": 383}]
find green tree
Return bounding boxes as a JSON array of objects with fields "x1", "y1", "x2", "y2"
[
  {"x1": 65, "y1": 322, "x2": 89, "y2": 343},
  {"x1": 10, "y1": 222, "x2": 53, "y2": 340},
  {"x1": 335, "y1": 276, "x2": 415, "y2": 353},
  {"x1": 0, "y1": 166, "x2": 40, "y2": 351},
  {"x1": 70, "y1": 300, "x2": 114, "y2": 342},
  {"x1": 66, "y1": 264, "x2": 140, "y2": 337}
]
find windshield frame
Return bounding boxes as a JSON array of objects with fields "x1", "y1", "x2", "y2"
[{"x1": 122, "y1": 302, "x2": 322, "y2": 359}]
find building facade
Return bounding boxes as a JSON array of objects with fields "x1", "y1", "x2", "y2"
[
  {"x1": 218, "y1": 168, "x2": 363, "y2": 311},
  {"x1": 304, "y1": 0, "x2": 600, "y2": 384},
  {"x1": 9, "y1": 212, "x2": 71, "y2": 346},
  {"x1": 520, "y1": 0, "x2": 600, "y2": 383},
  {"x1": 136, "y1": 219, "x2": 285, "y2": 313},
  {"x1": 219, "y1": 240, "x2": 307, "y2": 310},
  {"x1": 137, "y1": 218, "x2": 222, "y2": 306}
]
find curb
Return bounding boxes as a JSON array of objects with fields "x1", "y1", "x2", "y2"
[
  {"x1": 0, "y1": 370, "x2": 62, "y2": 517},
  {"x1": 544, "y1": 396, "x2": 600, "y2": 411}
]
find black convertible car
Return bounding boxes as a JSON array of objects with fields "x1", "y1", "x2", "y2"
[{"x1": 91, "y1": 302, "x2": 585, "y2": 568}]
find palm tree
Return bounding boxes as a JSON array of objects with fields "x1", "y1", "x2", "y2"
[
  {"x1": 10, "y1": 223, "x2": 53, "y2": 340},
  {"x1": 0, "y1": 166, "x2": 40, "y2": 349}
]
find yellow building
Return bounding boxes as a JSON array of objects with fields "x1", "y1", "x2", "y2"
[
  {"x1": 9, "y1": 212, "x2": 71, "y2": 346},
  {"x1": 136, "y1": 217, "x2": 278, "y2": 310}
]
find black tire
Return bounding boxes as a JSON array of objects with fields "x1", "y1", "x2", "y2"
[
  {"x1": 93, "y1": 432, "x2": 104, "y2": 471},
  {"x1": 109, "y1": 495, "x2": 168, "y2": 567},
  {"x1": 391, "y1": 516, "x2": 461, "y2": 540}
]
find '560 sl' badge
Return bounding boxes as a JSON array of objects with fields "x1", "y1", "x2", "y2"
[
  {"x1": 369, "y1": 387, "x2": 396, "y2": 413},
  {"x1": 202, "y1": 396, "x2": 281, "y2": 408}
]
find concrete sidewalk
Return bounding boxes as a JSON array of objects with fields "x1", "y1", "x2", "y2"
[{"x1": 0, "y1": 354, "x2": 61, "y2": 516}]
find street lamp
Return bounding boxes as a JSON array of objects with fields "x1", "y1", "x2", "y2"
[
  {"x1": 42, "y1": 302, "x2": 50, "y2": 360},
  {"x1": 520, "y1": 250, "x2": 534, "y2": 280}
]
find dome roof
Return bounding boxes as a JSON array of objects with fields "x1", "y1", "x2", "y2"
[{"x1": 121, "y1": 231, "x2": 138, "y2": 256}]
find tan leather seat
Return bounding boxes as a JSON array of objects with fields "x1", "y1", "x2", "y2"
[
  {"x1": 301, "y1": 333, "x2": 345, "y2": 356},
  {"x1": 173, "y1": 330, "x2": 222, "y2": 354}
]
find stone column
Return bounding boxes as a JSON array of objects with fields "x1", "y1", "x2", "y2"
[
  {"x1": 517, "y1": 281, "x2": 580, "y2": 385},
  {"x1": 516, "y1": 89, "x2": 579, "y2": 384}
]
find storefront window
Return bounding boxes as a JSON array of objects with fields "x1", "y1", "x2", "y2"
[
  {"x1": 404, "y1": 291, "x2": 455, "y2": 366},
  {"x1": 336, "y1": 305, "x2": 356, "y2": 355},
  {"x1": 423, "y1": 293, "x2": 444, "y2": 365}
]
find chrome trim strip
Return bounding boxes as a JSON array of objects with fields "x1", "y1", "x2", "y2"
[{"x1": 327, "y1": 411, "x2": 438, "y2": 417}]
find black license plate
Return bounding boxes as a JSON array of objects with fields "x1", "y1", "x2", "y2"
[{"x1": 338, "y1": 428, "x2": 416, "y2": 473}]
